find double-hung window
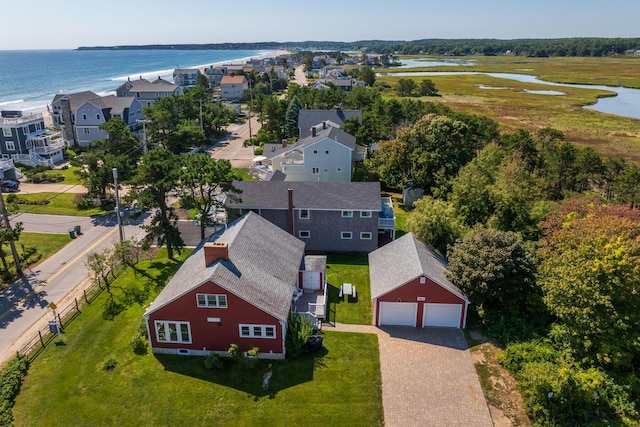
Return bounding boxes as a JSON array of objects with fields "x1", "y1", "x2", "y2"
[
  {"x1": 196, "y1": 293, "x2": 227, "y2": 308},
  {"x1": 239, "y1": 324, "x2": 276, "y2": 338}
]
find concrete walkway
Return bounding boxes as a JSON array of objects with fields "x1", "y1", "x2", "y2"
[{"x1": 324, "y1": 323, "x2": 493, "y2": 427}]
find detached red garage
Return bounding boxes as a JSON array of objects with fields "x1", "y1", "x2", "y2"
[{"x1": 369, "y1": 232, "x2": 469, "y2": 328}]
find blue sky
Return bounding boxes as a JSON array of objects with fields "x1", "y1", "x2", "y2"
[{"x1": 1, "y1": 0, "x2": 638, "y2": 50}]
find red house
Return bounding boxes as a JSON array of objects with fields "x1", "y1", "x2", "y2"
[
  {"x1": 144, "y1": 212, "x2": 308, "y2": 359},
  {"x1": 369, "y1": 232, "x2": 469, "y2": 328}
]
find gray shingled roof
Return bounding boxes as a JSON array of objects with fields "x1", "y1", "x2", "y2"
[
  {"x1": 226, "y1": 181, "x2": 381, "y2": 211},
  {"x1": 52, "y1": 91, "x2": 102, "y2": 111},
  {"x1": 303, "y1": 255, "x2": 327, "y2": 274},
  {"x1": 298, "y1": 109, "x2": 362, "y2": 138},
  {"x1": 99, "y1": 95, "x2": 137, "y2": 115},
  {"x1": 122, "y1": 77, "x2": 178, "y2": 92},
  {"x1": 144, "y1": 212, "x2": 305, "y2": 321},
  {"x1": 368, "y1": 232, "x2": 468, "y2": 301},
  {"x1": 263, "y1": 127, "x2": 356, "y2": 160}
]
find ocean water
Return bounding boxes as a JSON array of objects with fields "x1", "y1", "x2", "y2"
[{"x1": 0, "y1": 49, "x2": 266, "y2": 113}]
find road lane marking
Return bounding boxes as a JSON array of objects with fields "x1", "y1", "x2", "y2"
[{"x1": 0, "y1": 227, "x2": 118, "y2": 321}]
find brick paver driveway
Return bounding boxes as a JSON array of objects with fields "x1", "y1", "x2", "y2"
[{"x1": 329, "y1": 324, "x2": 493, "y2": 427}]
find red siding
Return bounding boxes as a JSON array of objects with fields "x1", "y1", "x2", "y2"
[
  {"x1": 375, "y1": 276, "x2": 467, "y2": 328},
  {"x1": 148, "y1": 281, "x2": 284, "y2": 355}
]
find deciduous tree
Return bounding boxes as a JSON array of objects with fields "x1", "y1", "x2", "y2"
[{"x1": 538, "y1": 198, "x2": 640, "y2": 370}]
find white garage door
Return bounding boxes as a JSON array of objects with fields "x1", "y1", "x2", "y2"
[
  {"x1": 423, "y1": 304, "x2": 462, "y2": 328},
  {"x1": 379, "y1": 302, "x2": 417, "y2": 326}
]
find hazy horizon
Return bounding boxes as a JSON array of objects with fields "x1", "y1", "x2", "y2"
[{"x1": 1, "y1": 0, "x2": 638, "y2": 50}]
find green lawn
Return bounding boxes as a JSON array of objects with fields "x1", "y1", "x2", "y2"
[
  {"x1": 17, "y1": 232, "x2": 70, "y2": 263},
  {"x1": 0, "y1": 232, "x2": 70, "y2": 290},
  {"x1": 326, "y1": 254, "x2": 372, "y2": 325},
  {"x1": 6, "y1": 192, "x2": 104, "y2": 216},
  {"x1": 12, "y1": 250, "x2": 383, "y2": 427},
  {"x1": 55, "y1": 166, "x2": 84, "y2": 185},
  {"x1": 233, "y1": 167, "x2": 254, "y2": 181}
]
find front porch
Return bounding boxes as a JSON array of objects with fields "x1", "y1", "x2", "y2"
[{"x1": 293, "y1": 288, "x2": 327, "y2": 330}]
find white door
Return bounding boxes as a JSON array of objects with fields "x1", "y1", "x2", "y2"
[
  {"x1": 423, "y1": 304, "x2": 462, "y2": 328},
  {"x1": 379, "y1": 302, "x2": 417, "y2": 326},
  {"x1": 302, "y1": 271, "x2": 321, "y2": 290}
]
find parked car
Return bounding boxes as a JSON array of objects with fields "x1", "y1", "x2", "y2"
[{"x1": 1, "y1": 180, "x2": 20, "y2": 192}]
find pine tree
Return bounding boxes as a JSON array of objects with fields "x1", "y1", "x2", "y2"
[{"x1": 284, "y1": 96, "x2": 302, "y2": 139}]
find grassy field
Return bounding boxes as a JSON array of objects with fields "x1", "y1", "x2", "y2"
[
  {"x1": 5, "y1": 192, "x2": 104, "y2": 216},
  {"x1": 12, "y1": 250, "x2": 383, "y2": 427},
  {"x1": 377, "y1": 55, "x2": 640, "y2": 160}
]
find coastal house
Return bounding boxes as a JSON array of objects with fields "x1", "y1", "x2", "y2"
[
  {"x1": 204, "y1": 66, "x2": 227, "y2": 86},
  {"x1": 253, "y1": 124, "x2": 365, "y2": 182},
  {"x1": 369, "y1": 232, "x2": 469, "y2": 328},
  {"x1": 225, "y1": 181, "x2": 394, "y2": 253},
  {"x1": 144, "y1": 212, "x2": 327, "y2": 359},
  {"x1": 173, "y1": 68, "x2": 201, "y2": 89},
  {"x1": 220, "y1": 75, "x2": 248, "y2": 101},
  {"x1": 51, "y1": 91, "x2": 143, "y2": 147},
  {"x1": 298, "y1": 108, "x2": 362, "y2": 138},
  {"x1": 115, "y1": 77, "x2": 183, "y2": 107},
  {"x1": 0, "y1": 110, "x2": 64, "y2": 169}
]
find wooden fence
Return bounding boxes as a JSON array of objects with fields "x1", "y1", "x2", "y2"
[{"x1": 15, "y1": 262, "x2": 126, "y2": 362}]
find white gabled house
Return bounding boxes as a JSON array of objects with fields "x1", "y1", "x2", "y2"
[{"x1": 252, "y1": 124, "x2": 365, "y2": 182}]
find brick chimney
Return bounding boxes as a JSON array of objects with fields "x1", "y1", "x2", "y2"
[
  {"x1": 322, "y1": 121, "x2": 327, "y2": 129},
  {"x1": 311, "y1": 126, "x2": 316, "y2": 137},
  {"x1": 282, "y1": 139, "x2": 287, "y2": 148},
  {"x1": 204, "y1": 242, "x2": 229, "y2": 266}
]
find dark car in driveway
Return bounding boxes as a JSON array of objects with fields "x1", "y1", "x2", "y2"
[{"x1": 1, "y1": 180, "x2": 20, "y2": 192}]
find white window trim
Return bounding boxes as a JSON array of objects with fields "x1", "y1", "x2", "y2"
[
  {"x1": 239, "y1": 324, "x2": 276, "y2": 339},
  {"x1": 2, "y1": 128, "x2": 11, "y2": 137},
  {"x1": 341, "y1": 231, "x2": 353, "y2": 240},
  {"x1": 196, "y1": 293, "x2": 228, "y2": 308},
  {"x1": 360, "y1": 232, "x2": 372, "y2": 240},
  {"x1": 360, "y1": 211, "x2": 372, "y2": 218},
  {"x1": 5, "y1": 141, "x2": 15, "y2": 151},
  {"x1": 341, "y1": 210, "x2": 353, "y2": 218},
  {"x1": 155, "y1": 320, "x2": 191, "y2": 343},
  {"x1": 299, "y1": 230, "x2": 310, "y2": 239},
  {"x1": 299, "y1": 209, "x2": 310, "y2": 219},
  {"x1": 419, "y1": 276, "x2": 426, "y2": 284}
]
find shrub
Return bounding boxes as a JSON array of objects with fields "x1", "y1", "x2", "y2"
[
  {"x1": 227, "y1": 343, "x2": 243, "y2": 363},
  {"x1": 242, "y1": 346, "x2": 260, "y2": 369},
  {"x1": 137, "y1": 318, "x2": 148, "y2": 337},
  {"x1": 204, "y1": 354, "x2": 224, "y2": 369},
  {"x1": 499, "y1": 340, "x2": 559, "y2": 373},
  {"x1": 253, "y1": 146, "x2": 264, "y2": 155},
  {"x1": 129, "y1": 335, "x2": 147, "y2": 355},
  {"x1": 285, "y1": 313, "x2": 314, "y2": 359},
  {"x1": 27, "y1": 171, "x2": 64, "y2": 183},
  {"x1": 102, "y1": 356, "x2": 117, "y2": 371},
  {"x1": 0, "y1": 355, "x2": 29, "y2": 426},
  {"x1": 72, "y1": 193, "x2": 97, "y2": 210},
  {"x1": 5, "y1": 194, "x2": 17, "y2": 204}
]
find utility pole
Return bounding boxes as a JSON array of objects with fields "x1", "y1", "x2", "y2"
[
  {"x1": 137, "y1": 119, "x2": 148, "y2": 153},
  {"x1": 197, "y1": 98, "x2": 204, "y2": 131},
  {"x1": 112, "y1": 168, "x2": 125, "y2": 243},
  {"x1": 0, "y1": 185, "x2": 22, "y2": 276},
  {"x1": 247, "y1": 78, "x2": 253, "y2": 138}
]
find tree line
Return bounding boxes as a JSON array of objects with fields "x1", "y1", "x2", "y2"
[{"x1": 78, "y1": 37, "x2": 640, "y2": 57}]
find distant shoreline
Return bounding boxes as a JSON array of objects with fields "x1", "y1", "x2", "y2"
[{"x1": 76, "y1": 43, "x2": 292, "y2": 51}]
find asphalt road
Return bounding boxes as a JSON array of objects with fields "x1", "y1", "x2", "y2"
[
  {"x1": 210, "y1": 111, "x2": 262, "y2": 168},
  {"x1": 0, "y1": 212, "x2": 148, "y2": 366}
]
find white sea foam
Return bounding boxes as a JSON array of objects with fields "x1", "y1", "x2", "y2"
[{"x1": 0, "y1": 99, "x2": 24, "y2": 107}]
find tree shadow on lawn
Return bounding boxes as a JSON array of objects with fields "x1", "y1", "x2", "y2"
[
  {"x1": 155, "y1": 348, "x2": 329, "y2": 398},
  {"x1": 326, "y1": 254, "x2": 368, "y2": 265}
]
